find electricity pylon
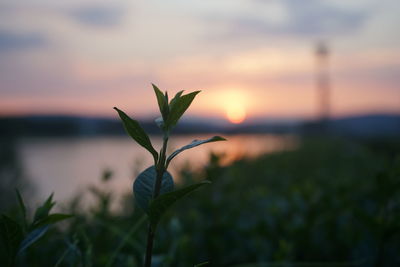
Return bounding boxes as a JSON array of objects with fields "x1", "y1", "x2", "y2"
[{"x1": 315, "y1": 41, "x2": 330, "y2": 122}]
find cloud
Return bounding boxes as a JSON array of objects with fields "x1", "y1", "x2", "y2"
[
  {"x1": 281, "y1": 0, "x2": 368, "y2": 35},
  {"x1": 209, "y1": 0, "x2": 370, "y2": 39},
  {"x1": 0, "y1": 30, "x2": 48, "y2": 52},
  {"x1": 68, "y1": 5, "x2": 125, "y2": 27}
]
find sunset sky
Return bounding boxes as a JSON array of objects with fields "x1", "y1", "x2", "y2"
[{"x1": 1, "y1": 0, "x2": 399, "y2": 123}]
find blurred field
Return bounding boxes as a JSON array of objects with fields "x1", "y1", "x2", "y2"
[{"x1": 1, "y1": 137, "x2": 400, "y2": 266}]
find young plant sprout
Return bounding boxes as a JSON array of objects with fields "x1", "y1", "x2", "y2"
[{"x1": 114, "y1": 84, "x2": 226, "y2": 267}]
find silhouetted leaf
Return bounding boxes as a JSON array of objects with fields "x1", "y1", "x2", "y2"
[
  {"x1": 166, "y1": 136, "x2": 226, "y2": 167},
  {"x1": 18, "y1": 225, "x2": 49, "y2": 254},
  {"x1": 169, "y1": 90, "x2": 184, "y2": 108},
  {"x1": 134, "y1": 166, "x2": 174, "y2": 213},
  {"x1": 32, "y1": 214, "x2": 73, "y2": 229},
  {"x1": 114, "y1": 107, "x2": 158, "y2": 162},
  {"x1": 152, "y1": 84, "x2": 169, "y2": 122},
  {"x1": 15, "y1": 189, "x2": 27, "y2": 231},
  {"x1": 148, "y1": 181, "x2": 211, "y2": 229},
  {"x1": 0, "y1": 214, "x2": 23, "y2": 267},
  {"x1": 165, "y1": 91, "x2": 200, "y2": 129},
  {"x1": 33, "y1": 193, "x2": 55, "y2": 224}
]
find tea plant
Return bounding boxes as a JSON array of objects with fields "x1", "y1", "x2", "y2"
[
  {"x1": 114, "y1": 84, "x2": 225, "y2": 266},
  {"x1": 0, "y1": 191, "x2": 72, "y2": 267}
]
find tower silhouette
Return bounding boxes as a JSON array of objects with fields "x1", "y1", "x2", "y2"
[{"x1": 315, "y1": 42, "x2": 330, "y2": 122}]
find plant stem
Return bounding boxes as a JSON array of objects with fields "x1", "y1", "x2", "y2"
[
  {"x1": 144, "y1": 225, "x2": 155, "y2": 267},
  {"x1": 153, "y1": 136, "x2": 168, "y2": 199},
  {"x1": 144, "y1": 136, "x2": 169, "y2": 267}
]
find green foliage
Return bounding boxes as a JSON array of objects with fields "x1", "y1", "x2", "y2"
[
  {"x1": 6, "y1": 83, "x2": 400, "y2": 266},
  {"x1": 151, "y1": 85, "x2": 201, "y2": 133},
  {"x1": 18, "y1": 225, "x2": 49, "y2": 254},
  {"x1": 148, "y1": 181, "x2": 211, "y2": 230},
  {"x1": 165, "y1": 90, "x2": 200, "y2": 130},
  {"x1": 32, "y1": 214, "x2": 73, "y2": 229},
  {"x1": 114, "y1": 107, "x2": 158, "y2": 163},
  {"x1": 114, "y1": 85, "x2": 224, "y2": 227},
  {"x1": 15, "y1": 190, "x2": 27, "y2": 231},
  {"x1": 33, "y1": 193, "x2": 55, "y2": 224},
  {"x1": 166, "y1": 136, "x2": 226, "y2": 168},
  {"x1": 0, "y1": 191, "x2": 72, "y2": 266},
  {"x1": 105, "y1": 215, "x2": 147, "y2": 267},
  {"x1": 152, "y1": 83, "x2": 169, "y2": 123},
  {"x1": 0, "y1": 214, "x2": 23, "y2": 267},
  {"x1": 134, "y1": 166, "x2": 174, "y2": 212},
  {"x1": 114, "y1": 84, "x2": 225, "y2": 266},
  {"x1": 1, "y1": 138, "x2": 398, "y2": 266},
  {"x1": 160, "y1": 138, "x2": 400, "y2": 266},
  {"x1": 194, "y1": 261, "x2": 209, "y2": 267}
]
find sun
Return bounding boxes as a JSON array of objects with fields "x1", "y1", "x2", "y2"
[
  {"x1": 223, "y1": 91, "x2": 247, "y2": 124},
  {"x1": 226, "y1": 105, "x2": 246, "y2": 124}
]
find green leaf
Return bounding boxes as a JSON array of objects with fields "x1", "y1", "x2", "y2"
[
  {"x1": 148, "y1": 181, "x2": 211, "y2": 229},
  {"x1": 152, "y1": 84, "x2": 169, "y2": 122},
  {"x1": 114, "y1": 107, "x2": 158, "y2": 162},
  {"x1": 166, "y1": 136, "x2": 226, "y2": 167},
  {"x1": 15, "y1": 190, "x2": 26, "y2": 221},
  {"x1": 33, "y1": 193, "x2": 55, "y2": 224},
  {"x1": 18, "y1": 225, "x2": 49, "y2": 254},
  {"x1": 133, "y1": 166, "x2": 174, "y2": 213},
  {"x1": 32, "y1": 214, "x2": 73, "y2": 229},
  {"x1": 0, "y1": 214, "x2": 23, "y2": 267},
  {"x1": 15, "y1": 189, "x2": 27, "y2": 231},
  {"x1": 169, "y1": 90, "x2": 184, "y2": 108},
  {"x1": 165, "y1": 91, "x2": 200, "y2": 129}
]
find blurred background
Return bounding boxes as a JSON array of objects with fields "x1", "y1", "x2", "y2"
[{"x1": 1, "y1": 0, "x2": 400, "y2": 266}]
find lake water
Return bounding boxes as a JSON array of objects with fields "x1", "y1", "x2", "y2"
[{"x1": 16, "y1": 134, "x2": 297, "y2": 206}]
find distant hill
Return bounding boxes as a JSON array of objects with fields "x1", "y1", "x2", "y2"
[
  {"x1": 0, "y1": 114, "x2": 399, "y2": 138},
  {"x1": 328, "y1": 114, "x2": 400, "y2": 137}
]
